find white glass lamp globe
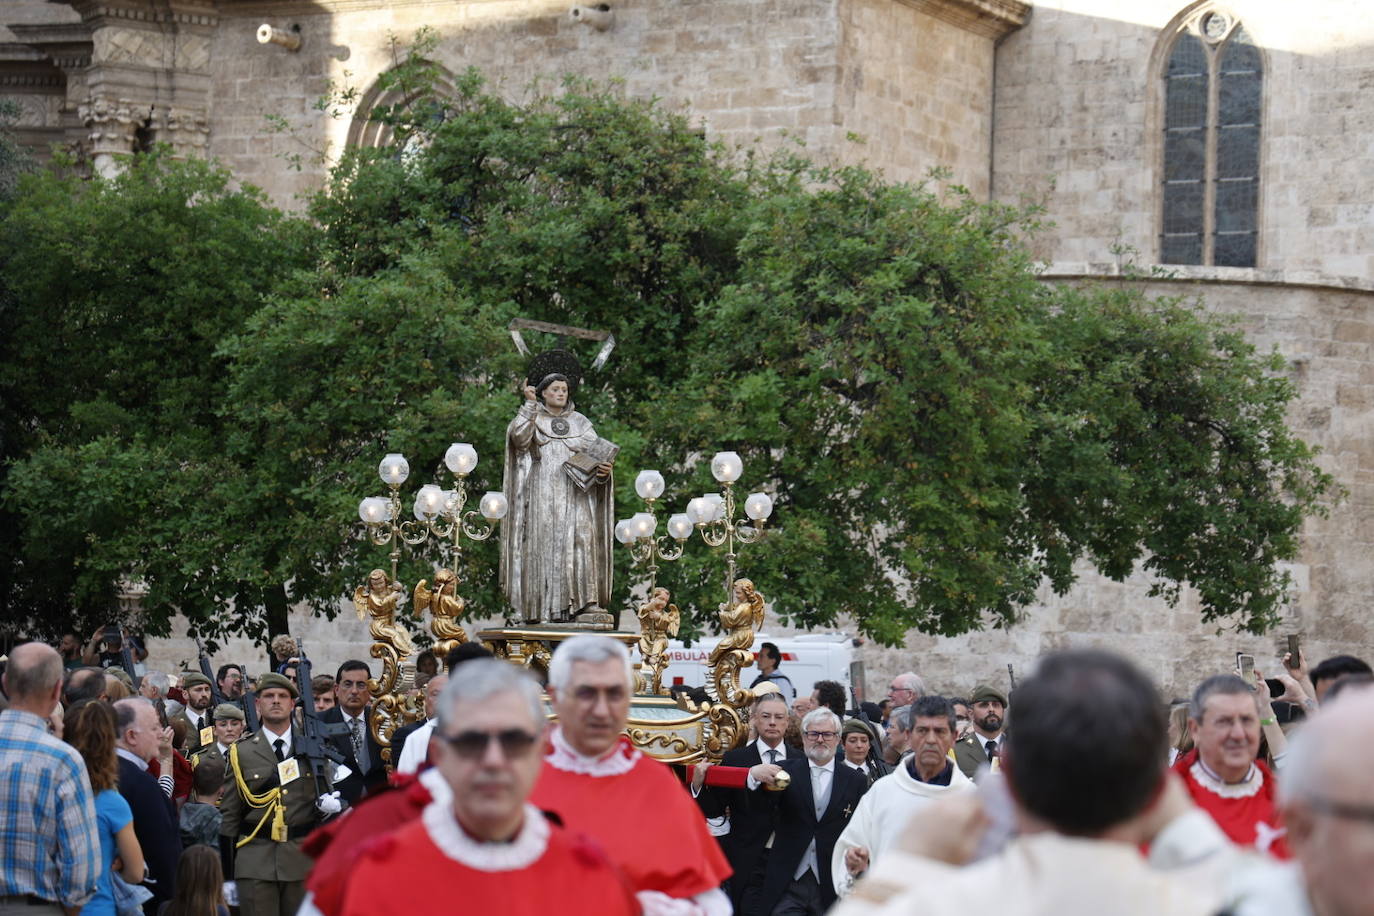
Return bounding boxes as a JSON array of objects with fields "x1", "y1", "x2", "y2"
[
  {"x1": 667, "y1": 513, "x2": 693, "y2": 540},
  {"x1": 358, "y1": 497, "x2": 390, "y2": 524},
  {"x1": 631, "y1": 512, "x2": 657, "y2": 540},
  {"x1": 615, "y1": 519, "x2": 635, "y2": 545},
  {"x1": 479, "y1": 491, "x2": 509, "y2": 520},
  {"x1": 744, "y1": 492, "x2": 774, "y2": 521},
  {"x1": 686, "y1": 498, "x2": 710, "y2": 525},
  {"x1": 635, "y1": 470, "x2": 666, "y2": 501},
  {"x1": 379, "y1": 453, "x2": 409, "y2": 486},
  {"x1": 444, "y1": 442, "x2": 478, "y2": 476},
  {"x1": 413, "y1": 484, "x2": 445, "y2": 520},
  {"x1": 710, "y1": 451, "x2": 743, "y2": 484}
]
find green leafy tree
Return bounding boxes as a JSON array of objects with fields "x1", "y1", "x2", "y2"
[
  {"x1": 0, "y1": 152, "x2": 314, "y2": 644},
  {"x1": 0, "y1": 55, "x2": 1338, "y2": 647},
  {"x1": 0, "y1": 99, "x2": 34, "y2": 200}
]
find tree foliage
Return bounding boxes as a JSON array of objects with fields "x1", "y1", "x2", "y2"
[{"x1": 0, "y1": 54, "x2": 1338, "y2": 647}]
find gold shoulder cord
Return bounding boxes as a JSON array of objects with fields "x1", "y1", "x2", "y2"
[{"x1": 229, "y1": 742, "x2": 287, "y2": 845}]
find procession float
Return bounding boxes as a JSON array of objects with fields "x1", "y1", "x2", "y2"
[{"x1": 352, "y1": 320, "x2": 777, "y2": 766}]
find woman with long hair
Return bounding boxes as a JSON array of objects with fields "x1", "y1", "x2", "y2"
[
  {"x1": 65, "y1": 700, "x2": 146, "y2": 916},
  {"x1": 158, "y1": 845, "x2": 227, "y2": 916}
]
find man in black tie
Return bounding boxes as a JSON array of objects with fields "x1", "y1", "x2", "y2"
[
  {"x1": 172, "y1": 672, "x2": 216, "y2": 756},
  {"x1": 742, "y1": 707, "x2": 868, "y2": 916},
  {"x1": 319, "y1": 660, "x2": 385, "y2": 803},
  {"x1": 954, "y1": 683, "x2": 1008, "y2": 781},
  {"x1": 697, "y1": 691, "x2": 797, "y2": 910}
]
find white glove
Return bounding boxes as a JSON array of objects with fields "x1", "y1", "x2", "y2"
[
  {"x1": 223, "y1": 881, "x2": 239, "y2": 906},
  {"x1": 315, "y1": 790, "x2": 343, "y2": 816}
]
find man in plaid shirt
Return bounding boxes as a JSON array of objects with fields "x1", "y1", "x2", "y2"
[{"x1": 0, "y1": 642, "x2": 101, "y2": 914}]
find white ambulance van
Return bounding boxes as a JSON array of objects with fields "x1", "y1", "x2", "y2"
[{"x1": 658, "y1": 632, "x2": 862, "y2": 702}]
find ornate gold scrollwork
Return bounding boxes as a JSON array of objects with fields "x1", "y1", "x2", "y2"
[
  {"x1": 635, "y1": 586, "x2": 679, "y2": 695},
  {"x1": 415, "y1": 568, "x2": 470, "y2": 660},
  {"x1": 708, "y1": 578, "x2": 764, "y2": 708},
  {"x1": 355, "y1": 569, "x2": 422, "y2": 756},
  {"x1": 664, "y1": 580, "x2": 764, "y2": 762}
]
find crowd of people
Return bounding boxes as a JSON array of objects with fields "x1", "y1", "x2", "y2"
[{"x1": 1, "y1": 628, "x2": 1371, "y2": 916}]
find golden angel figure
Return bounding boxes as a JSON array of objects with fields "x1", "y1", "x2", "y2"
[
  {"x1": 414, "y1": 568, "x2": 469, "y2": 650},
  {"x1": 708, "y1": 578, "x2": 765, "y2": 668},
  {"x1": 636, "y1": 587, "x2": 680, "y2": 695},
  {"x1": 354, "y1": 568, "x2": 414, "y2": 658}
]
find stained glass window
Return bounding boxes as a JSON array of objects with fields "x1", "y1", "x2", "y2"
[{"x1": 1159, "y1": 14, "x2": 1262, "y2": 267}]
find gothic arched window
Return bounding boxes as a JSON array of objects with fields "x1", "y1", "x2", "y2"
[{"x1": 1160, "y1": 10, "x2": 1262, "y2": 267}]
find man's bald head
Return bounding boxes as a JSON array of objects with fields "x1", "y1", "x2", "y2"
[
  {"x1": 3, "y1": 643, "x2": 63, "y2": 715},
  {"x1": 1281, "y1": 689, "x2": 1374, "y2": 916}
]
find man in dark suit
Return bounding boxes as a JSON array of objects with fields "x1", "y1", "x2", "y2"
[
  {"x1": 113, "y1": 698, "x2": 181, "y2": 915},
  {"x1": 697, "y1": 692, "x2": 796, "y2": 910},
  {"x1": 743, "y1": 707, "x2": 868, "y2": 916},
  {"x1": 319, "y1": 660, "x2": 385, "y2": 803}
]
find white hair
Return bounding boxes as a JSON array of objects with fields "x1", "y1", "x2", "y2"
[
  {"x1": 143, "y1": 671, "x2": 170, "y2": 698},
  {"x1": 895, "y1": 671, "x2": 926, "y2": 695},
  {"x1": 801, "y1": 706, "x2": 841, "y2": 733},
  {"x1": 437, "y1": 659, "x2": 546, "y2": 732},
  {"x1": 547, "y1": 635, "x2": 633, "y2": 693}
]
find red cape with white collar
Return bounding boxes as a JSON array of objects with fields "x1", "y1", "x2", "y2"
[
  {"x1": 529, "y1": 731, "x2": 732, "y2": 898},
  {"x1": 1172, "y1": 748, "x2": 1290, "y2": 859}
]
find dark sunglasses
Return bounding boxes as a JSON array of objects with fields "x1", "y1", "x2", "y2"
[{"x1": 436, "y1": 728, "x2": 539, "y2": 759}]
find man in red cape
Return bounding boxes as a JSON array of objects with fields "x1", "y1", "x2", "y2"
[
  {"x1": 530, "y1": 635, "x2": 733, "y2": 916},
  {"x1": 332, "y1": 658, "x2": 637, "y2": 916},
  {"x1": 1173, "y1": 674, "x2": 1291, "y2": 859}
]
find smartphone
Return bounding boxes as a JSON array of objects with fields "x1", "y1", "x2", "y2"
[
  {"x1": 1237, "y1": 652, "x2": 1255, "y2": 683},
  {"x1": 1286, "y1": 634, "x2": 1302, "y2": 669}
]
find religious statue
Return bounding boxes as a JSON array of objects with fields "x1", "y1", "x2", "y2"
[
  {"x1": 354, "y1": 568, "x2": 414, "y2": 658},
  {"x1": 414, "y1": 568, "x2": 469, "y2": 658},
  {"x1": 636, "y1": 587, "x2": 680, "y2": 695},
  {"x1": 500, "y1": 372, "x2": 616, "y2": 624}
]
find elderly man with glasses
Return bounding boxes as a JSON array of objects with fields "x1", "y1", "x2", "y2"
[
  {"x1": 337, "y1": 659, "x2": 637, "y2": 916},
  {"x1": 738, "y1": 706, "x2": 870, "y2": 916},
  {"x1": 530, "y1": 635, "x2": 732, "y2": 916}
]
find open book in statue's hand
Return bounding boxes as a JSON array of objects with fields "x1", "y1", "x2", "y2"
[{"x1": 564, "y1": 437, "x2": 619, "y2": 490}]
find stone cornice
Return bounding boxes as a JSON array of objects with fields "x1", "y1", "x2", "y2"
[
  {"x1": 66, "y1": 0, "x2": 220, "y2": 28},
  {"x1": 7, "y1": 22, "x2": 93, "y2": 70},
  {"x1": 1041, "y1": 262, "x2": 1374, "y2": 297},
  {"x1": 895, "y1": 0, "x2": 1029, "y2": 40}
]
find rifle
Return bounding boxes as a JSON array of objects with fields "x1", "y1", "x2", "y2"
[
  {"x1": 242, "y1": 684, "x2": 260, "y2": 733},
  {"x1": 293, "y1": 640, "x2": 348, "y2": 794},
  {"x1": 194, "y1": 635, "x2": 228, "y2": 706},
  {"x1": 117, "y1": 627, "x2": 142, "y2": 690}
]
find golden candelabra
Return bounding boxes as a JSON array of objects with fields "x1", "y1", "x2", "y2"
[
  {"x1": 685, "y1": 451, "x2": 774, "y2": 610},
  {"x1": 355, "y1": 445, "x2": 507, "y2": 756}
]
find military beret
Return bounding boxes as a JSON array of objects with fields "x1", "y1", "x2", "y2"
[
  {"x1": 970, "y1": 683, "x2": 1009, "y2": 707},
  {"x1": 255, "y1": 672, "x2": 298, "y2": 699},
  {"x1": 212, "y1": 702, "x2": 245, "y2": 722},
  {"x1": 842, "y1": 718, "x2": 879, "y2": 742},
  {"x1": 181, "y1": 672, "x2": 212, "y2": 690}
]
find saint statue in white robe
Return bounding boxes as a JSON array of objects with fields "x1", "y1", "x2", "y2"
[{"x1": 500, "y1": 373, "x2": 615, "y2": 623}]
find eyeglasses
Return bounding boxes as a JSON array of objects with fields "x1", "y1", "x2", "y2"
[
  {"x1": 804, "y1": 730, "x2": 838, "y2": 741},
  {"x1": 889, "y1": 686, "x2": 915, "y2": 694},
  {"x1": 1309, "y1": 796, "x2": 1374, "y2": 824},
  {"x1": 437, "y1": 728, "x2": 540, "y2": 759}
]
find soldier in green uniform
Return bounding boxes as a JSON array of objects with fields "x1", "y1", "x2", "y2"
[
  {"x1": 219, "y1": 672, "x2": 339, "y2": 916},
  {"x1": 191, "y1": 702, "x2": 244, "y2": 771},
  {"x1": 173, "y1": 672, "x2": 217, "y2": 756}
]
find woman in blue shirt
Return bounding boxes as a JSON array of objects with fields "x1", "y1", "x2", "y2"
[{"x1": 65, "y1": 701, "x2": 146, "y2": 915}]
